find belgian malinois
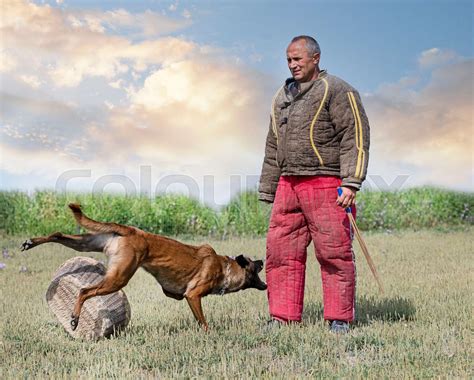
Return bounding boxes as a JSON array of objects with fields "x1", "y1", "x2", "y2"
[{"x1": 21, "y1": 204, "x2": 267, "y2": 331}]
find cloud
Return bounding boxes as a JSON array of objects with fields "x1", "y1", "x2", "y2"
[
  {"x1": 0, "y1": 50, "x2": 17, "y2": 72},
  {"x1": 1, "y1": 3, "x2": 471, "y2": 202},
  {"x1": 2, "y1": 3, "x2": 269, "y2": 168},
  {"x1": 0, "y1": 0, "x2": 271, "y2": 204},
  {"x1": 365, "y1": 55, "x2": 473, "y2": 190},
  {"x1": 1, "y1": 0, "x2": 195, "y2": 88},
  {"x1": 418, "y1": 48, "x2": 458, "y2": 68},
  {"x1": 169, "y1": 2, "x2": 178, "y2": 12},
  {"x1": 0, "y1": 91, "x2": 92, "y2": 162},
  {"x1": 19, "y1": 75, "x2": 42, "y2": 88},
  {"x1": 182, "y1": 9, "x2": 192, "y2": 19},
  {"x1": 94, "y1": 8, "x2": 192, "y2": 37},
  {"x1": 58, "y1": 58, "x2": 270, "y2": 176}
]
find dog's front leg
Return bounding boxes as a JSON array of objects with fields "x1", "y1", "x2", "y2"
[{"x1": 185, "y1": 296, "x2": 208, "y2": 331}]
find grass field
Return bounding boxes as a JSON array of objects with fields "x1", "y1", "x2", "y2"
[{"x1": 0, "y1": 228, "x2": 472, "y2": 378}]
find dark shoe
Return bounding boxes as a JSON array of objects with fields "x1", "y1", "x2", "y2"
[
  {"x1": 261, "y1": 318, "x2": 285, "y2": 332},
  {"x1": 329, "y1": 320, "x2": 349, "y2": 334}
]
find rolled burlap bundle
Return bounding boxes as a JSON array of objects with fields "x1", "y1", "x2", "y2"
[{"x1": 46, "y1": 256, "x2": 131, "y2": 340}]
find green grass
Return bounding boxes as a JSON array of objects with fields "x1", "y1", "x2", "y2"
[{"x1": 0, "y1": 228, "x2": 472, "y2": 378}]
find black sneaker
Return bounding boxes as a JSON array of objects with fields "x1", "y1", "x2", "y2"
[
  {"x1": 263, "y1": 318, "x2": 284, "y2": 331},
  {"x1": 329, "y1": 320, "x2": 349, "y2": 334}
]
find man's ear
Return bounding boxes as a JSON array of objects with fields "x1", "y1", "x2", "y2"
[
  {"x1": 313, "y1": 53, "x2": 320, "y2": 64},
  {"x1": 235, "y1": 255, "x2": 249, "y2": 268}
]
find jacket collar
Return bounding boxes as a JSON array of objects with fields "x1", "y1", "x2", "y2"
[{"x1": 283, "y1": 70, "x2": 327, "y2": 101}]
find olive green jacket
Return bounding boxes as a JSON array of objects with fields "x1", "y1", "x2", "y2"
[{"x1": 258, "y1": 70, "x2": 370, "y2": 202}]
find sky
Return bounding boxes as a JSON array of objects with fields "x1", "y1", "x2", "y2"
[{"x1": 0, "y1": 0, "x2": 472, "y2": 206}]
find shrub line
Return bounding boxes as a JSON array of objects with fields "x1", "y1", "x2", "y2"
[{"x1": 0, "y1": 187, "x2": 472, "y2": 237}]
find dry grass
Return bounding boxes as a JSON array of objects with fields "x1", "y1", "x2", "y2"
[{"x1": 0, "y1": 228, "x2": 472, "y2": 378}]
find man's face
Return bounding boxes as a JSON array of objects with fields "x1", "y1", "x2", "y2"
[{"x1": 286, "y1": 40, "x2": 320, "y2": 83}]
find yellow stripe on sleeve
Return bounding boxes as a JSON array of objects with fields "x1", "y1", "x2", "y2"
[
  {"x1": 347, "y1": 92, "x2": 365, "y2": 179},
  {"x1": 309, "y1": 78, "x2": 329, "y2": 166}
]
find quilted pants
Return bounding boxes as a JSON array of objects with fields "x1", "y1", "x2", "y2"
[{"x1": 266, "y1": 175, "x2": 356, "y2": 322}]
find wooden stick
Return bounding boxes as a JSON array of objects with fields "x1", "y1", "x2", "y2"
[{"x1": 348, "y1": 213, "x2": 385, "y2": 294}]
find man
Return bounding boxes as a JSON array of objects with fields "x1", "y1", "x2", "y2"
[{"x1": 258, "y1": 35, "x2": 370, "y2": 333}]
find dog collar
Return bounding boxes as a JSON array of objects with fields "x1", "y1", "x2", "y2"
[{"x1": 218, "y1": 259, "x2": 233, "y2": 296}]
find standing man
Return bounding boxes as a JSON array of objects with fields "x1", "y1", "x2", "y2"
[{"x1": 258, "y1": 35, "x2": 370, "y2": 333}]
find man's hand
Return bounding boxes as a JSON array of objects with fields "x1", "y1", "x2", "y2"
[{"x1": 336, "y1": 186, "x2": 357, "y2": 209}]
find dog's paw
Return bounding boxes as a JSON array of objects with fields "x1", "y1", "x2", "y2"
[
  {"x1": 20, "y1": 239, "x2": 34, "y2": 251},
  {"x1": 70, "y1": 315, "x2": 79, "y2": 331}
]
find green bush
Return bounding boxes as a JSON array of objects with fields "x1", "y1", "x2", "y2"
[
  {"x1": 0, "y1": 191, "x2": 219, "y2": 237},
  {"x1": 356, "y1": 187, "x2": 473, "y2": 230},
  {"x1": 219, "y1": 188, "x2": 473, "y2": 234},
  {"x1": 0, "y1": 187, "x2": 472, "y2": 237},
  {"x1": 220, "y1": 191, "x2": 272, "y2": 237}
]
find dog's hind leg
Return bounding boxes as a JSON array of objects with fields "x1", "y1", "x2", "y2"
[
  {"x1": 70, "y1": 248, "x2": 139, "y2": 330},
  {"x1": 21, "y1": 232, "x2": 111, "y2": 252}
]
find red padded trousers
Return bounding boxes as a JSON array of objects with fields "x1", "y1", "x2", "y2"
[{"x1": 266, "y1": 175, "x2": 356, "y2": 323}]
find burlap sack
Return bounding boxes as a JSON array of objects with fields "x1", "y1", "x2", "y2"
[{"x1": 46, "y1": 256, "x2": 131, "y2": 340}]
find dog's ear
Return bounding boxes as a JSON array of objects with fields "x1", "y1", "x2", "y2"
[
  {"x1": 254, "y1": 260, "x2": 264, "y2": 273},
  {"x1": 235, "y1": 255, "x2": 249, "y2": 268}
]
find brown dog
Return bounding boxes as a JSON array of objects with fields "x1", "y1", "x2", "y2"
[{"x1": 21, "y1": 203, "x2": 267, "y2": 331}]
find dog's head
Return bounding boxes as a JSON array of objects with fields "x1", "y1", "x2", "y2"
[{"x1": 235, "y1": 254, "x2": 267, "y2": 291}]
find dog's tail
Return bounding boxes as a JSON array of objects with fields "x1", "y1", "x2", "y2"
[{"x1": 68, "y1": 203, "x2": 133, "y2": 236}]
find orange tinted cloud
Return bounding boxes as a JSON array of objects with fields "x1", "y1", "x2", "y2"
[
  {"x1": 1, "y1": 0, "x2": 195, "y2": 86},
  {"x1": 366, "y1": 55, "x2": 472, "y2": 190},
  {"x1": 1, "y1": 3, "x2": 471, "y2": 198}
]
